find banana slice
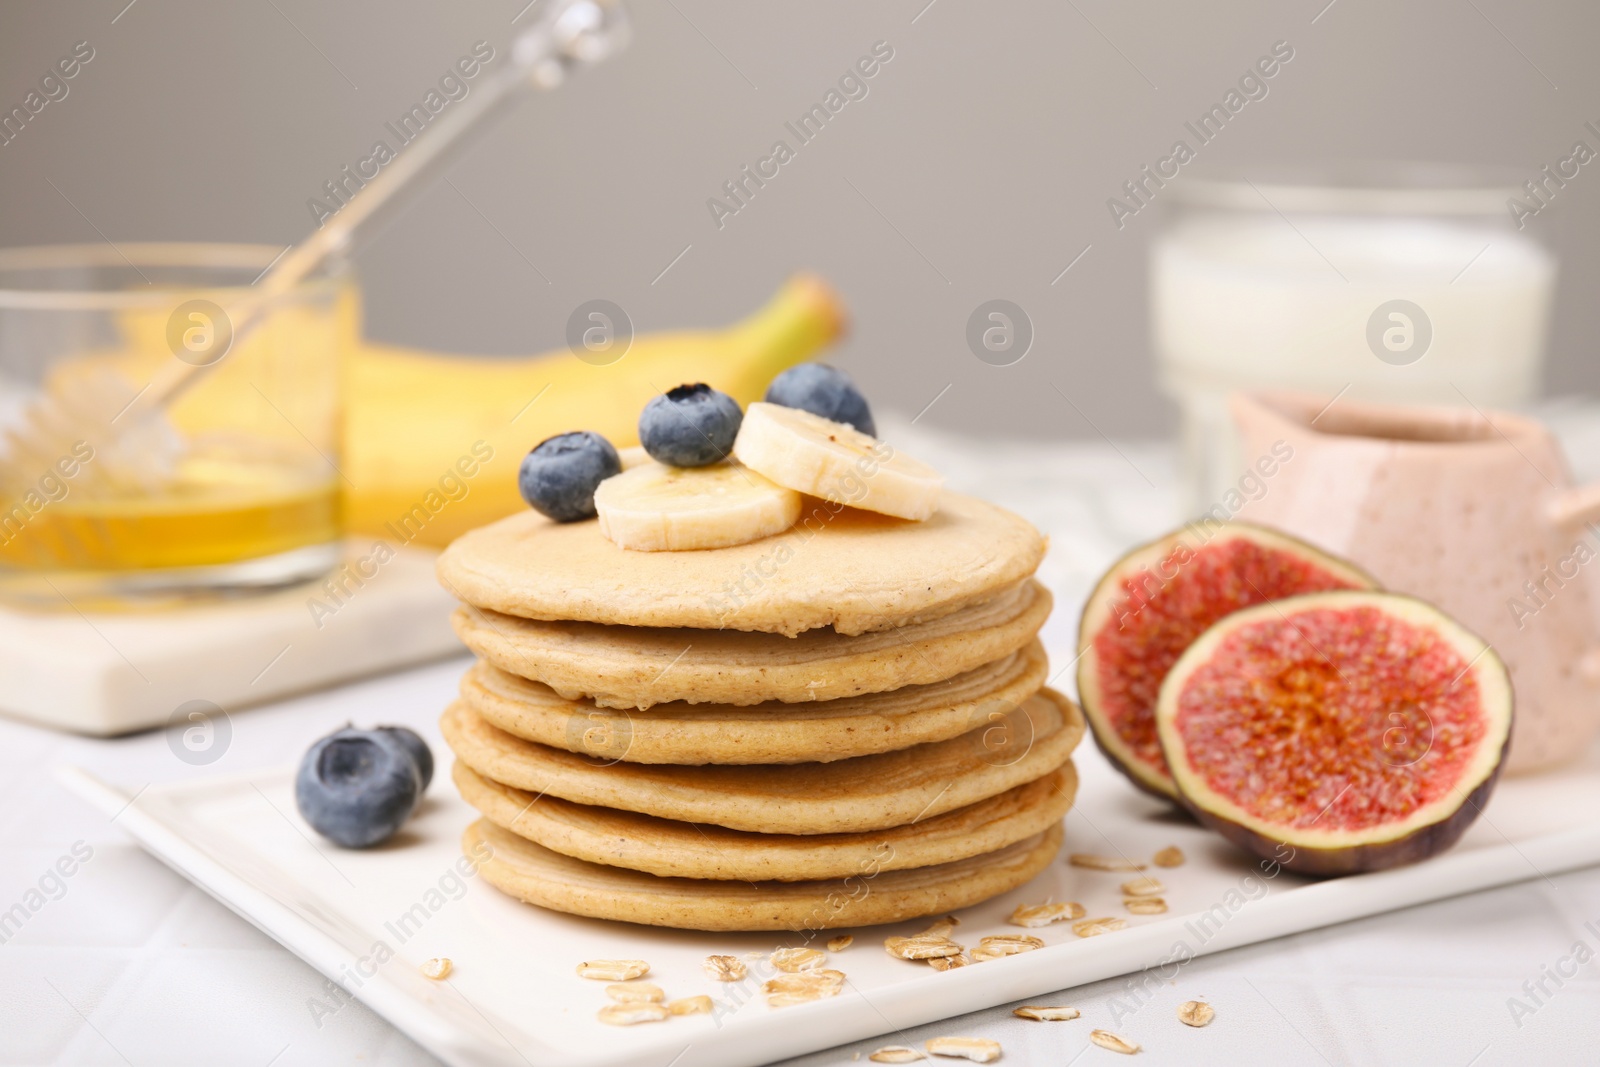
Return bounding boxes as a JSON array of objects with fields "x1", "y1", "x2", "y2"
[
  {"x1": 595, "y1": 461, "x2": 801, "y2": 551},
  {"x1": 733, "y1": 402, "x2": 943, "y2": 521}
]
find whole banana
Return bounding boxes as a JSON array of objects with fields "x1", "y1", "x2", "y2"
[{"x1": 344, "y1": 275, "x2": 846, "y2": 546}]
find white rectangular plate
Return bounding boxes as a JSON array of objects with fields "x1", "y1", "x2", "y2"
[{"x1": 62, "y1": 739, "x2": 1600, "y2": 1067}]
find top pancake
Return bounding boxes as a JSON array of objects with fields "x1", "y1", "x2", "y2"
[{"x1": 435, "y1": 490, "x2": 1046, "y2": 636}]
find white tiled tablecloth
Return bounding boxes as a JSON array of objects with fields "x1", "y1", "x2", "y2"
[{"x1": 6, "y1": 408, "x2": 1600, "y2": 1067}]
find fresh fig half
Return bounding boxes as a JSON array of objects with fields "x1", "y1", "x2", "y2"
[
  {"x1": 1156, "y1": 590, "x2": 1513, "y2": 875},
  {"x1": 1076, "y1": 521, "x2": 1376, "y2": 801}
]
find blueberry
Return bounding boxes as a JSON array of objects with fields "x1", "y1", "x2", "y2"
[
  {"x1": 295, "y1": 727, "x2": 422, "y2": 848},
  {"x1": 639, "y1": 383, "x2": 743, "y2": 468},
  {"x1": 764, "y1": 363, "x2": 875, "y2": 436},
  {"x1": 518, "y1": 431, "x2": 621, "y2": 521},
  {"x1": 377, "y1": 725, "x2": 433, "y2": 791}
]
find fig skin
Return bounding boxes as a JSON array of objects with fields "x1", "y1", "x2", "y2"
[
  {"x1": 1082, "y1": 711, "x2": 1186, "y2": 806},
  {"x1": 1076, "y1": 521, "x2": 1378, "y2": 804},
  {"x1": 1157, "y1": 590, "x2": 1515, "y2": 877},
  {"x1": 1179, "y1": 735, "x2": 1509, "y2": 877}
]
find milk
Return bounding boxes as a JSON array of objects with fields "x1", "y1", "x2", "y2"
[{"x1": 1153, "y1": 212, "x2": 1557, "y2": 513}]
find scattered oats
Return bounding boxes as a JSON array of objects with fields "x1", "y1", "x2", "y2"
[
  {"x1": 771, "y1": 947, "x2": 828, "y2": 973},
  {"x1": 605, "y1": 982, "x2": 664, "y2": 1003},
  {"x1": 870, "y1": 1047, "x2": 926, "y2": 1064},
  {"x1": 669, "y1": 995, "x2": 715, "y2": 1016},
  {"x1": 1120, "y1": 877, "x2": 1164, "y2": 897},
  {"x1": 703, "y1": 955, "x2": 747, "y2": 982},
  {"x1": 1071, "y1": 917, "x2": 1129, "y2": 938},
  {"x1": 1152, "y1": 846, "x2": 1185, "y2": 868},
  {"x1": 1124, "y1": 897, "x2": 1168, "y2": 915},
  {"x1": 577, "y1": 959, "x2": 649, "y2": 981},
  {"x1": 1177, "y1": 1000, "x2": 1215, "y2": 1027},
  {"x1": 924, "y1": 1036, "x2": 1001, "y2": 1063},
  {"x1": 1009, "y1": 901, "x2": 1086, "y2": 927},
  {"x1": 970, "y1": 934, "x2": 1044, "y2": 962},
  {"x1": 918, "y1": 915, "x2": 961, "y2": 939},
  {"x1": 597, "y1": 1002, "x2": 669, "y2": 1026},
  {"x1": 420, "y1": 957, "x2": 452, "y2": 980},
  {"x1": 885, "y1": 934, "x2": 964, "y2": 960},
  {"x1": 744, "y1": 950, "x2": 769, "y2": 960},
  {"x1": 1069, "y1": 853, "x2": 1146, "y2": 872},
  {"x1": 1089, "y1": 1029, "x2": 1140, "y2": 1054},
  {"x1": 1013, "y1": 1005, "x2": 1081, "y2": 1021},
  {"x1": 828, "y1": 935, "x2": 855, "y2": 952},
  {"x1": 763, "y1": 969, "x2": 846, "y2": 1008},
  {"x1": 927, "y1": 953, "x2": 969, "y2": 971}
]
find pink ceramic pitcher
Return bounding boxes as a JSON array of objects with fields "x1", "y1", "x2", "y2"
[{"x1": 1229, "y1": 390, "x2": 1600, "y2": 773}]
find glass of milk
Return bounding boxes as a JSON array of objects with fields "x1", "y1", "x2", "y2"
[{"x1": 1151, "y1": 167, "x2": 1557, "y2": 515}]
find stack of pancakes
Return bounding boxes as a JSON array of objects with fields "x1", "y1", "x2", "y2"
[{"x1": 435, "y1": 491, "x2": 1085, "y2": 931}]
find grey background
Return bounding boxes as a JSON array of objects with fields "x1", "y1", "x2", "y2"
[{"x1": 0, "y1": 0, "x2": 1595, "y2": 438}]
